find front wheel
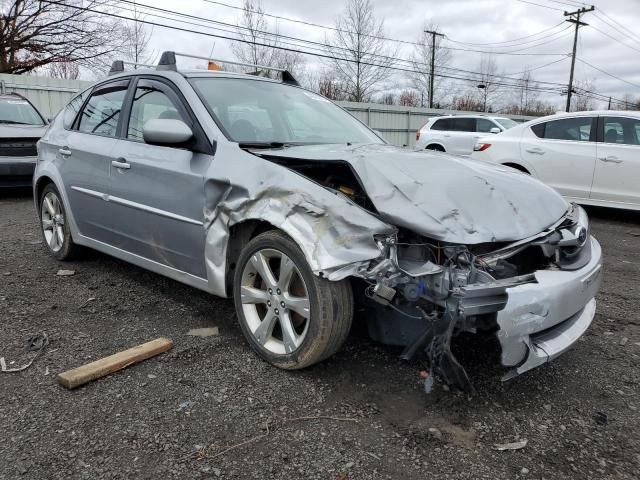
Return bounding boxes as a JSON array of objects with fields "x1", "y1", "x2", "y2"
[{"x1": 233, "y1": 230, "x2": 353, "y2": 370}]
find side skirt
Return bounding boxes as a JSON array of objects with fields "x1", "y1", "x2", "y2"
[{"x1": 74, "y1": 234, "x2": 212, "y2": 294}]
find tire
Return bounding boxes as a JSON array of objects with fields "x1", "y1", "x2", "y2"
[
  {"x1": 39, "y1": 183, "x2": 78, "y2": 260},
  {"x1": 426, "y1": 144, "x2": 445, "y2": 152},
  {"x1": 233, "y1": 230, "x2": 353, "y2": 370}
]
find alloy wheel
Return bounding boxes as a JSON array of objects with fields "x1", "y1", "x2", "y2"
[
  {"x1": 240, "y1": 248, "x2": 311, "y2": 355},
  {"x1": 41, "y1": 192, "x2": 65, "y2": 253}
]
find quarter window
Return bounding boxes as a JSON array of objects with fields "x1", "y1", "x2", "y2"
[
  {"x1": 532, "y1": 117, "x2": 593, "y2": 142},
  {"x1": 78, "y1": 82, "x2": 129, "y2": 137},
  {"x1": 127, "y1": 83, "x2": 186, "y2": 141},
  {"x1": 431, "y1": 118, "x2": 453, "y2": 130},
  {"x1": 602, "y1": 117, "x2": 640, "y2": 145}
]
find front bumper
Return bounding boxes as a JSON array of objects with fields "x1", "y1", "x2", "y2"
[
  {"x1": 497, "y1": 236, "x2": 602, "y2": 379},
  {"x1": 0, "y1": 156, "x2": 37, "y2": 186}
]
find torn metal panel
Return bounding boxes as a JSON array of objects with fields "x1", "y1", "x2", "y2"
[
  {"x1": 202, "y1": 147, "x2": 395, "y2": 297},
  {"x1": 256, "y1": 143, "x2": 569, "y2": 244}
]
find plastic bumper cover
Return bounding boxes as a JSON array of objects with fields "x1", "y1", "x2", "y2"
[{"x1": 497, "y1": 236, "x2": 602, "y2": 379}]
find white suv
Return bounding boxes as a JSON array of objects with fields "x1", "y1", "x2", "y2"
[{"x1": 415, "y1": 115, "x2": 518, "y2": 155}]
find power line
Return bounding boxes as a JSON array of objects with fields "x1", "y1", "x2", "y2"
[
  {"x1": 202, "y1": 0, "x2": 567, "y2": 56},
  {"x1": 594, "y1": 10, "x2": 640, "y2": 45},
  {"x1": 576, "y1": 58, "x2": 640, "y2": 89},
  {"x1": 446, "y1": 22, "x2": 569, "y2": 47},
  {"x1": 44, "y1": 1, "x2": 567, "y2": 96},
  {"x1": 515, "y1": 0, "x2": 566, "y2": 12},
  {"x1": 112, "y1": 0, "x2": 572, "y2": 89},
  {"x1": 43, "y1": 1, "x2": 630, "y2": 107},
  {"x1": 588, "y1": 24, "x2": 640, "y2": 54}
]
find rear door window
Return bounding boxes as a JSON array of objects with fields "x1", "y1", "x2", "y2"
[
  {"x1": 62, "y1": 89, "x2": 91, "y2": 130},
  {"x1": 451, "y1": 117, "x2": 475, "y2": 132},
  {"x1": 602, "y1": 117, "x2": 640, "y2": 145},
  {"x1": 531, "y1": 117, "x2": 594, "y2": 142},
  {"x1": 77, "y1": 80, "x2": 129, "y2": 137}
]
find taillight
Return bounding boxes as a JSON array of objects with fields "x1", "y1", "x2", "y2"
[
  {"x1": 474, "y1": 143, "x2": 491, "y2": 152},
  {"x1": 416, "y1": 123, "x2": 428, "y2": 141}
]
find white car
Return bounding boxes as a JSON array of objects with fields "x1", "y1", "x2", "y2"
[
  {"x1": 415, "y1": 115, "x2": 518, "y2": 155},
  {"x1": 471, "y1": 111, "x2": 640, "y2": 211}
]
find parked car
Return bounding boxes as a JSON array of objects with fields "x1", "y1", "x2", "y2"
[
  {"x1": 0, "y1": 93, "x2": 49, "y2": 187},
  {"x1": 33, "y1": 52, "x2": 602, "y2": 391},
  {"x1": 415, "y1": 114, "x2": 518, "y2": 155},
  {"x1": 471, "y1": 111, "x2": 640, "y2": 211}
]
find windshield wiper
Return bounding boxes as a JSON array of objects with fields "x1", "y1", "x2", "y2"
[
  {"x1": 0, "y1": 120, "x2": 32, "y2": 125},
  {"x1": 238, "y1": 141, "x2": 292, "y2": 149}
]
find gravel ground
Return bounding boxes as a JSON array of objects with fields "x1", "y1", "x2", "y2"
[{"x1": 1, "y1": 187, "x2": 639, "y2": 480}]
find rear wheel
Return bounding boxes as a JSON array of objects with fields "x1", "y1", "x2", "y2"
[
  {"x1": 233, "y1": 230, "x2": 353, "y2": 369},
  {"x1": 39, "y1": 184, "x2": 78, "y2": 260},
  {"x1": 426, "y1": 144, "x2": 445, "y2": 152}
]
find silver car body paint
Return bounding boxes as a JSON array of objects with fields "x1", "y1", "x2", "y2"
[
  {"x1": 251, "y1": 143, "x2": 569, "y2": 244},
  {"x1": 33, "y1": 68, "x2": 602, "y2": 386}
]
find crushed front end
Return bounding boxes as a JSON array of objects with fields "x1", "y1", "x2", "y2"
[{"x1": 357, "y1": 203, "x2": 602, "y2": 392}]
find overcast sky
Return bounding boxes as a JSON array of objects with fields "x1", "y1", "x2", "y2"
[{"x1": 130, "y1": 0, "x2": 640, "y2": 109}]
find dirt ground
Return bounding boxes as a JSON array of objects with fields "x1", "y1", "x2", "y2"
[{"x1": 1, "y1": 187, "x2": 639, "y2": 480}]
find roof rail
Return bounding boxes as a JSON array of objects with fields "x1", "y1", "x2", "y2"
[
  {"x1": 156, "y1": 51, "x2": 300, "y2": 86},
  {"x1": 108, "y1": 60, "x2": 156, "y2": 76}
]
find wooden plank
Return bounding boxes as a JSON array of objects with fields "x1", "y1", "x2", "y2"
[{"x1": 57, "y1": 338, "x2": 173, "y2": 389}]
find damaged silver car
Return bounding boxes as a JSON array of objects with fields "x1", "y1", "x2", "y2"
[{"x1": 34, "y1": 52, "x2": 602, "y2": 391}]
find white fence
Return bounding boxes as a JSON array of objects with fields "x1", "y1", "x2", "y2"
[
  {"x1": 0, "y1": 74, "x2": 91, "y2": 118},
  {"x1": 0, "y1": 73, "x2": 535, "y2": 146}
]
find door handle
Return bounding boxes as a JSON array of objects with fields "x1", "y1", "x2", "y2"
[
  {"x1": 58, "y1": 147, "x2": 71, "y2": 157},
  {"x1": 443, "y1": 134, "x2": 451, "y2": 137},
  {"x1": 111, "y1": 158, "x2": 131, "y2": 170},
  {"x1": 599, "y1": 156, "x2": 622, "y2": 163},
  {"x1": 525, "y1": 147, "x2": 545, "y2": 155}
]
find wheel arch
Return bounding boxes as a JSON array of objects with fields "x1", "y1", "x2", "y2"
[
  {"x1": 34, "y1": 175, "x2": 56, "y2": 211},
  {"x1": 426, "y1": 143, "x2": 446, "y2": 152},
  {"x1": 501, "y1": 162, "x2": 531, "y2": 174}
]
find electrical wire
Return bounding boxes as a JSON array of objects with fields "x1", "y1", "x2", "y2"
[
  {"x1": 576, "y1": 58, "x2": 640, "y2": 89},
  {"x1": 515, "y1": 0, "x2": 566, "y2": 12},
  {"x1": 43, "y1": 0, "x2": 631, "y2": 106},
  {"x1": 594, "y1": 10, "x2": 640, "y2": 45}
]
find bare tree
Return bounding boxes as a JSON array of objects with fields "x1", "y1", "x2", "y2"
[
  {"x1": 410, "y1": 23, "x2": 451, "y2": 107},
  {"x1": 379, "y1": 92, "x2": 396, "y2": 105},
  {"x1": 317, "y1": 75, "x2": 346, "y2": 101},
  {"x1": 475, "y1": 55, "x2": 502, "y2": 112},
  {"x1": 398, "y1": 89, "x2": 420, "y2": 107},
  {"x1": 452, "y1": 92, "x2": 484, "y2": 112},
  {"x1": 571, "y1": 79, "x2": 597, "y2": 111},
  {"x1": 512, "y1": 68, "x2": 541, "y2": 115},
  {"x1": 122, "y1": 1, "x2": 154, "y2": 66},
  {"x1": 0, "y1": 0, "x2": 129, "y2": 74},
  {"x1": 619, "y1": 93, "x2": 639, "y2": 110},
  {"x1": 47, "y1": 58, "x2": 80, "y2": 79},
  {"x1": 231, "y1": 0, "x2": 305, "y2": 78},
  {"x1": 325, "y1": 0, "x2": 396, "y2": 102}
]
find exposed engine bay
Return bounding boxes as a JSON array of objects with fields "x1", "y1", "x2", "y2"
[{"x1": 259, "y1": 152, "x2": 596, "y2": 392}]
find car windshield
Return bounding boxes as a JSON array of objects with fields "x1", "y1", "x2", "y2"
[
  {"x1": 0, "y1": 98, "x2": 44, "y2": 125},
  {"x1": 495, "y1": 118, "x2": 518, "y2": 129},
  {"x1": 190, "y1": 77, "x2": 382, "y2": 145}
]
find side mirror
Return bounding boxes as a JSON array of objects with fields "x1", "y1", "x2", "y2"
[
  {"x1": 143, "y1": 119, "x2": 193, "y2": 146},
  {"x1": 489, "y1": 127, "x2": 501, "y2": 134}
]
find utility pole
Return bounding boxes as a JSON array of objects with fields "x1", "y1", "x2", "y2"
[
  {"x1": 607, "y1": 96, "x2": 612, "y2": 110},
  {"x1": 425, "y1": 29, "x2": 444, "y2": 109},
  {"x1": 564, "y1": 5, "x2": 595, "y2": 112}
]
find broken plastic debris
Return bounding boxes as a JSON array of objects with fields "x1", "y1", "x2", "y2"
[
  {"x1": 493, "y1": 439, "x2": 528, "y2": 451},
  {"x1": 186, "y1": 327, "x2": 219, "y2": 337},
  {"x1": 419, "y1": 370, "x2": 434, "y2": 394}
]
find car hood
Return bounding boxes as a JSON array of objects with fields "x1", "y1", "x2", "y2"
[
  {"x1": 0, "y1": 124, "x2": 48, "y2": 138},
  {"x1": 256, "y1": 143, "x2": 569, "y2": 244}
]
